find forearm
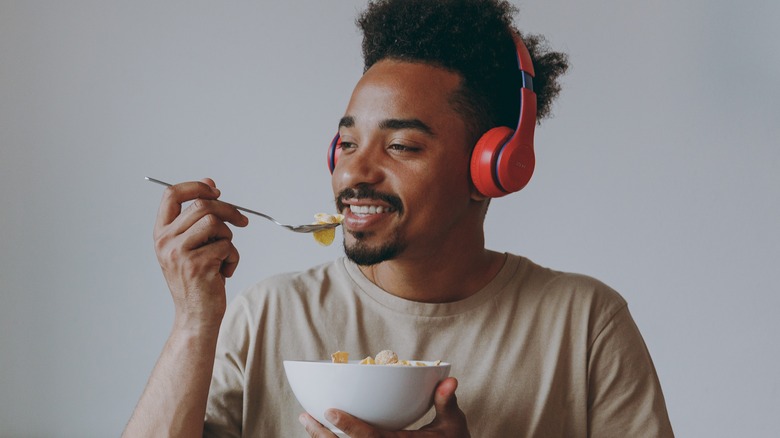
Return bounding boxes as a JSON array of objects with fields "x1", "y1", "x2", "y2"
[{"x1": 123, "y1": 322, "x2": 220, "y2": 438}]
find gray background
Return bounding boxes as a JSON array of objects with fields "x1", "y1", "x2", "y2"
[{"x1": 1, "y1": 1, "x2": 778, "y2": 436}]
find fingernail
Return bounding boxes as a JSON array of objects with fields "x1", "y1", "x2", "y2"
[{"x1": 325, "y1": 409, "x2": 338, "y2": 423}]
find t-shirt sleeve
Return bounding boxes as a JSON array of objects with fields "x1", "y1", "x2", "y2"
[
  {"x1": 203, "y1": 295, "x2": 252, "y2": 438},
  {"x1": 587, "y1": 304, "x2": 674, "y2": 437}
]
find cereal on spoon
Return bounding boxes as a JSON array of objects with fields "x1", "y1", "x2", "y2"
[{"x1": 312, "y1": 213, "x2": 344, "y2": 246}]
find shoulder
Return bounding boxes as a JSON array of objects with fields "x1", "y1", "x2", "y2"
[
  {"x1": 239, "y1": 258, "x2": 348, "y2": 298},
  {"x1": 226, "y1": 258, "x2": 357, "y2": 321},
  {"x1": 221, "y1": 258, "x2": 351, "y2": 330},
  {"x1": 514, "y1": 255, "x2": 624, "y2": 303},
  {"x1": 509, "y1": 254, "x2": 628, "y2": 331}
]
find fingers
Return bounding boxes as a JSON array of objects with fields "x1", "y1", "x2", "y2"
[
  {"x1": 298, "y1": 412, "x2": 340, "y2": 438},
  {"x1": 320, "y1": 409, "x2": 384, "y2": 438},
  {"x1": 216, "y1": 238, "x2": 241, "y2": 278},
  {"x1": 299, "y1": 379, "x2": 467, "y2": 437},
  {"x1": 173, "y1": 198, "x2": 248, "y2": 236},
  {"x1": 200, "y1": 177, "x2": 217, "y2": 189},
  {"x1": 154, "y1": 179, "x2": 248, "y2": 280},
  {"x1": 155, "y1": 180, "x2": 221, "y2": 231},
  {"x1": 186, "y1": 226, "x2": 241, "y2": 278},
  {"x1": 154, "y1": 180, "x2": 248, "y2": 243},
  {"x1": 154, "y1": 181, "x2": 247, "y2": 263},
  {"x1": 179, "y1": 212, "x2": 235, "y2": 251}
]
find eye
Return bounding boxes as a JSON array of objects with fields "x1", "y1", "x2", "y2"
[
  {"x1": 388, "y1": 143, "x2": 420, "y2": 153},
  {"x1": 338, "y1": 141, "x2": 356, "y2": 151}
]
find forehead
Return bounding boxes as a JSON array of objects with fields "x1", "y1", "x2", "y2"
[{"x1": 343, "y1": 60, "x2": 464, "y2": 128}]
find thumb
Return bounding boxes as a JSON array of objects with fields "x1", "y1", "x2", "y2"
[
  {"x1": 433, "y1": 377, "x2": 461, "y2": 417},
  {"x1": 423, "y1": 377, "x2": 470, "y2": 436}
]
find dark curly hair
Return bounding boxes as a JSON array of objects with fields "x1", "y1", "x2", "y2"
[{"x1": 357, "y1": 0, "x2": 569, "y2": 140}]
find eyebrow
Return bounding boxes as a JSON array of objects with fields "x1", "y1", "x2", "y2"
[{"x1": 338, "y1": 116, "x2": 435, "y2": 136}]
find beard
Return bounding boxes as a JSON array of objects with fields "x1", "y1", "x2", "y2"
[
  {"x1": 343, "y1": 229, "x2": 406, "y2": 266},
  {"x1": 336, "y1": 185, "x2": 405, "y2": 266}
]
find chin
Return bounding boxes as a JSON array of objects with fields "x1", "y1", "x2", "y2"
[{"x1": 344, "y1": 234, "x2": 404, "y2": 266}]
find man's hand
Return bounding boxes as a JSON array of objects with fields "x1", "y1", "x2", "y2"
[
  {"x1": 123, "y1": 178, "x2": 248, "y2": 438},
  {"x1": 298, "y1": 377, "x2": 470, "y2": 437},
  {"x1": 153, "y1": 178, "x2": 248, "y2": 330}
]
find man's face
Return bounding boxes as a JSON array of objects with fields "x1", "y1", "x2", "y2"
[{"x1": 332, "y1": 60, "x2": 481, "y2": 265}]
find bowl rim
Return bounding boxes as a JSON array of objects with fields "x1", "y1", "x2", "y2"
[{"x1": 283, "y1": 359, "x2": 451, "y2": 367}]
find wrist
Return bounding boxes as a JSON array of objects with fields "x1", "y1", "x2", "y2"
[{"x1": 171, "y1": 313, "x2": 223, "y2": 341}]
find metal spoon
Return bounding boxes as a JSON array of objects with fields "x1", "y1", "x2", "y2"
[{"x1": 145, "y1": 177, "x2": 340, "y2": 233}]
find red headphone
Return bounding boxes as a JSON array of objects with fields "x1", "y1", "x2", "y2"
[{"x1": 328, "y1": 34, "x2": 536, "y2": 198}]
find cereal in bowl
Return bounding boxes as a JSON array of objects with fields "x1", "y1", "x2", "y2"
[{"x1": 331, "y1": 350, "x2": 440, "y2": 366}]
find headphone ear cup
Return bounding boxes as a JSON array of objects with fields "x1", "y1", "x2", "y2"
[
  {"x1": 470, "y1": 127, "x2": 514, "y2": 198},
  {"x1": 327, "y1": 134, "x2": 340, "y2": 173}
]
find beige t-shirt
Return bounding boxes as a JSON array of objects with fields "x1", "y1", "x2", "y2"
[{"x1": 204, "y1": 254, "x2": 673, "y2": 437}]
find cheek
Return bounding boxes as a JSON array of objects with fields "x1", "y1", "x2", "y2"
[
  {"x1": 331, "y1": 167, "x2": 348, "y2": 197},
  {"x1": 439, "y1": 152, "x2": 474, "y2": 191},
  {"x1": 407, "y1": 158, "x2": 472, "y2": 204}
]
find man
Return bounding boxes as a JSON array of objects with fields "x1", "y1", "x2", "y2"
[{"x1": 124, "y1": 0, "x2": 673, "y2": 436}]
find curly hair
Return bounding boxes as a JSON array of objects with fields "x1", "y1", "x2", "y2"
[{"x1": 357, "y1": 0, "x2": 569, "y2": 139}]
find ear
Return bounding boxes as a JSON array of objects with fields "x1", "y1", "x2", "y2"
[
  {"x1": 470, "y1": 183, "x2": 490, "y2": 202},
  {"x1": 471, "y1": 191, "x2": 492, "y2": 221}
]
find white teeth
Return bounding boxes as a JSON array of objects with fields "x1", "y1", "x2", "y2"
[{"x1": 349, "y1": 205, "x2": 391, "y2": 215}]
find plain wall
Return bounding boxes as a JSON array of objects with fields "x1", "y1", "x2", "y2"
[{"x1": 1, "y1": 1, "x2": 778, "y2": 436}]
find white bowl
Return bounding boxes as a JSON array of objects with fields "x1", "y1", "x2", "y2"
[{"x1": 284, "y1": 359, "x2": 451, "y2": 432}]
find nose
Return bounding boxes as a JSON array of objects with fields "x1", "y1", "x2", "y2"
[{"x1": 332, "y1": 142, "x2": 386, "y2": 191}]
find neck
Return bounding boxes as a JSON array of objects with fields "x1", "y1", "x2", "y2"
[{"x1": 359, "y1": 248, "x2": 505, "y2": 303}]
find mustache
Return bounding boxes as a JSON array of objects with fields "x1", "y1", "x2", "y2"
[{"x1": 336, "y1": 186, "x2": 403, "y2": 214}]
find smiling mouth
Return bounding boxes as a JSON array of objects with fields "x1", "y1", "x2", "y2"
[
  {"x1": 336, "y1": 187, "x2": 404, "y2": 216},
  {"x1": 348, "y1": 204, "x2": 397, "y2": 215}
]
